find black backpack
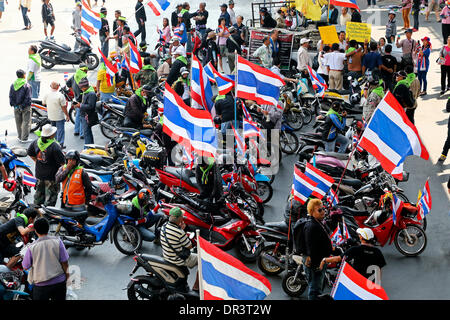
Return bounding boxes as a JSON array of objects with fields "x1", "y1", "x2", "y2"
[
  {"x1": 292, "y1": 216, "x2": 310, "y2": 255},
  {"x1": 312, "y1": 52, "x2": 320, "y2": 71}
]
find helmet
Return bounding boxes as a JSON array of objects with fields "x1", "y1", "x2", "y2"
[
  {"x1": 180, "y1": 67, "x2": 189, "y2": 75},
  {"x1": 367, "y1": 70, "x2": 380, "y2": 85},
  {"x1": 65, "y1": 150, "x2": 81, "y2": 165},
  {"x1": 137, "y1": 188, "x2": 152, "y2": 207},
  {"x1": 3, "y1": 179, "x2": 16, "y2": 192},
  {"x1": 350, "y1": 93, "x2": 360, "y2": 105},
  {"x1": 356, "y1": 228, "x2": 374, "y2": 241}
]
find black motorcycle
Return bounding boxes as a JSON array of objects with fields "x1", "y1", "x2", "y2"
[{"x1": 38, "y1": 33, "x2": 99, "y2": 70}]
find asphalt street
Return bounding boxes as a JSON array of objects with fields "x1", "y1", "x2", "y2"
[{"x1": 0, "y1": 0, "x2": 449, "y2": 300}]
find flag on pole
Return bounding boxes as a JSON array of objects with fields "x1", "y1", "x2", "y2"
[
  {"x1": 98, "y1": 48, "x2": 118, "y2": 87},
  {"x1": 243, "y1": 118, "x2": 264, "y2": 140},
  {"x1": 163, "y1": 83, "x2": 218, "y2": 158},
  {"x1": 81, "y1": 0, "x2": 101, "y2": 44},
  {"x1": 304, "y1": 163, "x2": 335, "y2": 199},
  {"x1": 417, "y1": 179, "x2": 432, "y2": 220},
  {"x1": 127, "y1": 40, "x2": 143, "y2": 74},
  {"x1": 292, "y1": 165, "x2": 318, "y2": 204},
  {"x1": 358, "y1": 91, "x2": 429, "y2": 180},
  {"x1": 236, "y1": 55, "x2": 285, "y2": 106},
  {"x1": 204, "y1": 62, "x2": 235, "y2": 95},
  {"x1": 327, "y1": 188, "x2": 339, "y2": 206},
  {"x1": 342, "y1": 220, "x2": 350, "y2": 240},
  {"x1": 329, "y1": 0, "x2": 360, "y2": 10},
  {"x1": 197, "y1": 236, "x2": 271, "y2": 300},
  {"x1": 232, "y1": 124, "x2": 246, "y2": 157},
  {"x1": 331, "y1": 261, "x2": 389, "y2": 300},
  {"x1": 22, "y1": 171, "x2": 37, "y2": 187},
  {"x1": 391, "y1": 193, "x2": 404, "y2": 226},
  {"x1": 331, "y1": 225, "x2": 344, "y2": 245},
  {"x1": 147, "y1": 0, "x2": 171, "y2": 16},
  {"x1": 204, "y1": 62, "x2": 216, "y2": 83},
  {"x1": 306, "y1": 65, "x2": 327, "y2": 96},
  {"x1": 241, "y1": 101, "x2": 254, "y2": 122},
  {"x1": 191, "y1": 55, "x2": 215, "y2": 116}
]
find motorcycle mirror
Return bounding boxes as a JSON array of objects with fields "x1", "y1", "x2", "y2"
[{"x1": 347, "y1": 76, "x2": 352, "y2": 81}]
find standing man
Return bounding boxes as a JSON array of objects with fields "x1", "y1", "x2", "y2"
[
  {"x1": 0, "y1": 0, "x2": 8, "y2": 22},
  {"x1": 9, "y1": 69, "x2": 32, "y2": 143},
  {"x1": 253, "y1": 36, "x2": 273, "y2": 68},
  {"x1": 412, "y1": 0, "x2": 420, "y2": 32},
  {"x1": 270, "y1": 29, "x2": 281, "y2": 61},
  {"x1": 233, "y1": 15, "x2": 249, "y2": 45},
  {"x1": 324, "y1": 43, "x2": 347, "y2": 90},
  {"x1": 219, "y1": 3, "x2": 231, "y2": 27},
  {"x1": 396, "y1": 29, "x2": 416, "y2": 71},
  {"x1": 346, "y1": 40, "x2": 364, "y2": 80},
  {"x1": 350, "y1": 7, "x2": 362, "y2": 22},
  {"x1": 27, "y1": 45, "x2": 42, "y2": 99},
  {"x1": 112, "y1": 10, "x2": 122, "y2": 52},
  {"x1": 380, "y1": 44, "x2": 397, "y2": 91},
  {"x1": 226, "y1": 26, "x2": 244, "y2": 73},
  {"x1": 66, "y1": 64, "x2": 87, "y2": 139},
  {"x1": 73, "y1": 78, "x2": 98, "y2": 146},
  {"x1": 297, "y1": 38, "x2": 311, "y2": 75},
  {"x1": 22, "y1": 217, "x2": 70, "y2": 301},
  {"x1": 99, "y1": 7, "x2": 110, "y2": 58},
  {"x1": 193, "y1": 2, "x2": 208, "y2": 39},
  {"x1": 362, "y1": 41, "x2": 382, "y2": 75},
  {"x1": 227, "y1": 0, "x2": 237, "y2": 26},
  {"x1": 42, "y1": 82, "x2": 70, "y2": 148},
  {"x1": 134, "y1": 0, "x2": 147, "y2": 42},
  {"x1": 171, "y1": 3, "x2": 182, "y2": 30},
  {"x1": 339, "y1": 7, "x2": 351, "y2": 26},
  {"x1": 72, "y1": 2, "x2": 82, "y2": 51},
  {"x1": 27, "y1": 123, "x2": 65, "y2": 207},
  {"x1": 19, "y1": 0, "x2": 32, "y2": 30},
  {"x1": 41, "y1": 0, "x2": 55, "y2": 41}
]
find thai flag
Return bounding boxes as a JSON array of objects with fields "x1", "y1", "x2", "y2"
[
  {"x1": 358, "y1": 91, "x2": 429, "y2": 180},
  {"x1": 241, "y1": 101, "x2": 253, "y2": 122},
  {"x1": 306, "y1": 65, "x2": 327, "y2": 96},
  {"x1": 205, "y1": 62, "x2": 235, "y2": 95},
  {"x1": 236, "y1": 55, "x2": 285, "y2": 106},
  {"x1": 330, "y1": 0, "x2": 359, "y2": 10},
  {"x1": 198, "y1": 236, "x2": 271, "y2": 300},
  {"x1": 327, "y1": 188, "x2": 339, "y2": 206},
  {"x1": 331, "y1": 261, "x2": 389, "y2": 300},
  {"x1": 304, "y1": 163, "x2": 335, "y2": 200},
  {"x1": 81, "y1": 0, "x2": 101, "y2": 44},
  {"x1": 147, "y1": 0, "x2": 170, "y2": 17},
  {"x1": 243, "y1": 118, "x2": 264, "y2": 140},
  {"x1": 331, "y1": 225, "x2": 344, "y2": 245},
  {"x1": 163, "y1": 83, "x2": 218, "y2": 159},
  {"x1": 417, "y1": 179, "x2": 432, "y2": 220},
  {"x1": 292, "y1": 165, "x2": 318, "y2": 205},
  {"x1": 127, "y1": 40, "x2": 143, "y2": 74},
  {"x1": 342, "y1": 220, "x2": 350, "y2": 240},
  {"x1": 232, "y1": 124, "x2": 246, "y2": 157},
  {"x1": 64, "y1": 72, "x2": 69, "y2": 82},
  {"x1": 191, "y1": 55, "x2": 215, "y2": 116},
  {"x1": 392, "y1": 193, "x2": 404, "y2": 226},
  {"x1": 181, "y1": 146, "x2": 195, "y2": 169},
  {"x1": 22, "y1": 171, "x2": 37, "y2": 187},
  {"x1": 173, "y1": 26, "x2": 183, "y2": 40},
  {"x1": 352, "y1": 134, "x2": 364, "y2": 152},
  {"x1": 98, "y1": 48, "x2": 118, "y2": 87}
]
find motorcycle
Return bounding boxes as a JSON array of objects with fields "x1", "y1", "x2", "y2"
[
  {"x1": 38, "y1": 33, "x2": 99, "y2": 70},
  {"x1": 0, "y1": 131, "x2": 32, "y2": 179},
  {"x1": 42, "y1": 192, "x2": 143, "y2": 255}
]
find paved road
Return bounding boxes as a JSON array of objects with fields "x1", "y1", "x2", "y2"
[{"x1": 0, "y1": 0, "x2": 449, "y2": 300}]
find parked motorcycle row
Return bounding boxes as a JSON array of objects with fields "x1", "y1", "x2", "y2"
[{"x1": 0, "y1": 71, "x2": 428, "y2": 300}]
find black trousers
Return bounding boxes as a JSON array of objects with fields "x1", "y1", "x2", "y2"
[
  {"x1": 441, "y1": 65, "x2": 450, "y2": 91},
  {"x1": 405, "y1": 108, "x2": 416, "y2": 125},
  {"x1": 413, "y1": 7, "x2": 419, "y2": 30},
  {"x1": 442, "y1": 23, "x2": 450, "y2": 44},
  {"x1": 134, "y1": 22, "x2": 146, "y2": 42},
  {"x1": 32, "y1": 281, "x2": 66, "y2": 301},
  {"x1": 442, "y1": 120, "x2": 450, "y2": 156}
]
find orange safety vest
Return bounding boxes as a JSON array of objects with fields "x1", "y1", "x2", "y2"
[{"x1": 62, "y1": 166, "x2": 86, "y2": 206}]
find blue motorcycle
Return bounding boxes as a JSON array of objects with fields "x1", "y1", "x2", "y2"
[
  {"x1": 0, "y1": 131, "x2": 32, "y2": 178},
  {"x1": 41, "y1": 192, "x2": 143, "y2": 255},
  {"x1": 279, "y1": 119, "x2": 300, "y2": 155},
  {"x1": 0, "y1": 266, "x2": 30, "y2": 300}
]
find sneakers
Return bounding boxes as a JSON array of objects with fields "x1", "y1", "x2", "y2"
[
  {"x1": 419, "y1": 91, "x2": 427, "y2": 96},
  {"x1": 50, "y1": 35, "x2": 55, "y2": 40},
  {"x1": 438, "y1": 154, "x2": 447, "y2": 162},
  {"x1": 45, "y1": 36, "x2": 49, "y2": 41}
]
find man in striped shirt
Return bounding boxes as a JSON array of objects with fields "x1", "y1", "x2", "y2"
[{"x1": 160, "y1": 207, "x2": 199, "y2": 290}]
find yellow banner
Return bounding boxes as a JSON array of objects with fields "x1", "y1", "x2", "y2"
[
  {"x1": 318, "y1": 25, "x2": 339, "y2": 46},
  {"x1": 346, "y1": 21, "x2": 372, "y2": 43},
  {"x1": 295, "y1": 0, "x2": 322, "y2": 21}
]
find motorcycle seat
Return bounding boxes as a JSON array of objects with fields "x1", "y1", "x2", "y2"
[
  {"x1": 341, "y1": 178, "x2": 363, "y2": 189},
  {"x1": 264, "y1": 221, "x2": 289, "y2": 233},
  {"x1": 85, "y1": 216, "x2": 105, "y2": 226},
  {"x1": 165, "y1": 167, "x2": 198, "y2": 188},
  {"x1": 85, "y1": 168, "x2": 114, "y2": 176},
  {"x1": 108, "y1": 103, "x2": 125, "y2": 111},
  {"x1": 140, "y1": 254, "x2": 189, "y2": 276},
  {"x1": 336, "y1": 205, "x2": 368, "y2": 217},
  {"x1": 117, "y1": 127, "x2": 139, "y2": 133},
  {"x1": 80, "y1": 153, "x2": 113, "y2": 165},
  {"x1": 31, "y1": 98, "x2": 43, "y2": 105},
  {"x1": 10, "y1": 147, "x2": 28, "y2": 157},
  {"x1": 84, "y1": 144, "x2": 108, "y2": 151},
  {"x1": 45, "y1": 206, "x2": 88, "y2": 221},
  {"x1": 139, "y1": 129, "x2": 154, "y2": 137},
  {"x1": 315, "y1": 151, "x2": 349, "y2": 161}
]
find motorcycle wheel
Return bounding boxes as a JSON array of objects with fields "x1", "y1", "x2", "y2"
[
  {"x1": 285, "y1": 110, "x2": 303, "y2": 131},
  {"x1": 281, "y1": 270, "x2": 308, "y2": 298},
  {"x1": 100, "y1": 114, "x2": 121, "y2": 139},
  {"x1": 127, "y1": 275, "x2": 163, "y2": 300},
  {"x1": 256, "y1": 181, "x2": 273, "y2": 204},
  {"x1": 85, "y1": 53, "x2": 100, "y2": 70},
  {"x1": 257, "y1": 243, "x2": 285, "y2": 276},
  {"x1": 69, "y1": 106, "x2": 76, "y2": 124},
  {"x1": 301, "y1": 108, "x2": 313, "y2": 125},
  {"x1": 113, "y1": 224, "x2": 143, "y2": 256},
  {"x1": 30, "y1": 109, "x2": 42, "y2": 132},
  {"x1": 280, "y1": 131, "x2": 300, "y2": 155},
  {"x1": 234, "y1": 236, "x2": 262, "y2": 263},
  {"x1": 394, "y1": 224, "x2": 427, "y2": 257},
  {"x1": 40, "y1": 49, "x2": 55, "y2": 69}
]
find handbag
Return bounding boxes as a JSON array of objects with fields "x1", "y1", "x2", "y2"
[{"x1": 162, "y1": 223, "x2": 191, "y2": 261}]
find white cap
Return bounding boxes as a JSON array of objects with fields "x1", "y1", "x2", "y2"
[
  {"x1": 41, "y1": 124, "x2": 57, "y2": 138},
  {"x1": 300, "y1": 38, "x2": 311, "y2": 45},
  {"x1": 173, "y1": 45, "x2": 186, "y2": 57},
  {"x1": 356, "y1": 228, "x2": 374, "y2": 241}
]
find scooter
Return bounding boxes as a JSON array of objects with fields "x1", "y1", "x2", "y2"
[
  {"x1": 0, "y1": 131, "x2": 32, "y2": 179},
  {"x1": 41, "y1": 192, "x2": 143, "y2": 255},
  {"x1": 38, "y1": 33, "x2": 99, "y2": 70}
]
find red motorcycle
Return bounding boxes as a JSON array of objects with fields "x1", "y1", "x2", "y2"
[
  {"x1": 158, "y1": 186, "x2": 263, "y2": 262},
  {"x1": 155, "y1": 166, "x2": 199, "y2": 194},
  {"x1": 350, "y1": 192, "x2": 427, "y2": 257}
]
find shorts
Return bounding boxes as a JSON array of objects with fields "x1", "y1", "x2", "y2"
[
  {"x1": 0, "y1": 2, "x2": 4, "y2": 12},
  {"x1": 43, "y1": 19, "x2": 55, "y2": 28},
  {"x1": 219, "y1": 45, "x2": 227, "y2": 57},
  {"x1": 428, "y1": 0, "x2": 439, "y2": 11}
]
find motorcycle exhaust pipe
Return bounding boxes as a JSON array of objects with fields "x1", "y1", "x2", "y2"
[
  {"x1": 63, "y1": 235, "x2": 80, "y2": 243},
  {"x1": 261, "y1": 252, "x2": 284, "y2": 269}
]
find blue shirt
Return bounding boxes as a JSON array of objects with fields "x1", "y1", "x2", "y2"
[{"x1": 362, "y1": 51, "x2": 382, "y2": 71}]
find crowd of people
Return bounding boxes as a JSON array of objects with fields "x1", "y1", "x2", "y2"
[{"x1": 1, "y1": 0, "x2": 450, "y2": 302}]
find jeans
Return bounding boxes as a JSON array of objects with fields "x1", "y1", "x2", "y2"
[
  {"x1": 367, "y1": 0, "x2": 376, "y2": 5},
  {"x1": 100, "y1": 36, "x2": 109, "y2": 59},
  {"x1": 51, "y1": 120, "x2": 65, "y2": 146},
  {"x1": 74, "y1": 108, "x2": 84, "y2": 136},
  {"x1": 21, "y1": 5, "x2": 31, "y2": 27},
  {"x1": 29, "y1": 80, "x2": 40, "y2": 99},
  {"x1": 137, "y1": 213, "x2": 164, "y2": 242},
  {"x1": 32, "y1": 280, "x2": 66, "y2": 301},
  {"x1": 220, "y1": 120, "x2": 233, "y2": 136},
  {"x1": 13, "y1": 106, "x2": 31, "y2": 141},
  {"x1": 304, "y1": 259, "x2": 326, "y2": 300},
  {"x1": 418, "y1": 71, "x2": 428, "y2": 92},
  {"x1": 100, "y1": 92, "x2": 114, "y2": 103},
  {"x1": 324, "y1": 133, "x2": 350, "y2": 153},
  {"x1": 81, "y1": 116, "x2": 94, "y2": 146},
  {"x1": 227, "y1": 52, "x2": 236, "y2": 73},
  {"x1": 34, "y1": 179, "x2": 60, "y2": 206}
]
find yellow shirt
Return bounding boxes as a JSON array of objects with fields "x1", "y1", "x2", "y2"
[{"x1": 97, "y1": 68, "x2": 116, "y2": 94}]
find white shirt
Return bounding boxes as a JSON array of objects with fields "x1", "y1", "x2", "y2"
[
  {"x1": 324, "y1": 51, "x2": 347, "y2": 71},
  {"x1": 317, "y1": 52, "x2": 328, "y2": 75},
  {"x1": 339, "y1": 13, "x2": 351, "y2": 26},
  {"x1": 270, "y1": 65, "x2": 286, "y2": 80},
  {"x1": 297, "y1": 46, "x2": 311, "y2": 72},
  {"x1": 27, "y1": 58, "x2": 41, "y2": 82},
  {"x1": 339, "y1": 40, "x2": 347, "y2": 51},
  {"x1": 43, "y1": 90, "x2": 66, "y2": 121},
  {"x1": 228, "y1": 8, "x2": 237, "y2": 25}
]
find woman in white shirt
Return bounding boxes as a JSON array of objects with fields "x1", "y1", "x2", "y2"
[{"x1": 317, "y1": 45, "x2": 331, "y2": 85}]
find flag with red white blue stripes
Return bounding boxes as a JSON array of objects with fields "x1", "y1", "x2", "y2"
[
  {"x1": 22, "y1": 171, "x2": 37, "y2": 187},
  {"x1": 292, "y1": 165, "x2": 318, "y2": 205},
  {"x1": 147, "y1": 0, "x2": 170, "y2": 16},
  {"x1": 417, "y1": 179, "x2": 432, "y2": 220}
]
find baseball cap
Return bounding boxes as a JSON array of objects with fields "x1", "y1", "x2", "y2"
[
  {"x1": 405, "y1": 28, "x2": 413, "y2": 34},
  {"x1": 169, "y1": 207, "x2": 184, "y2": 217},
  {"x1": 300, "y1": 38, "x2": 311, "y2": 44},
  {"x1": 180, "y1": 67, "x2": 189, "y2": 75},
  {"x1": 221, "y1": 3, "x2": 228, "y2": 8},
  {"x1": 356, "y1": 228, "x2": 374, "y2": 241}
]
